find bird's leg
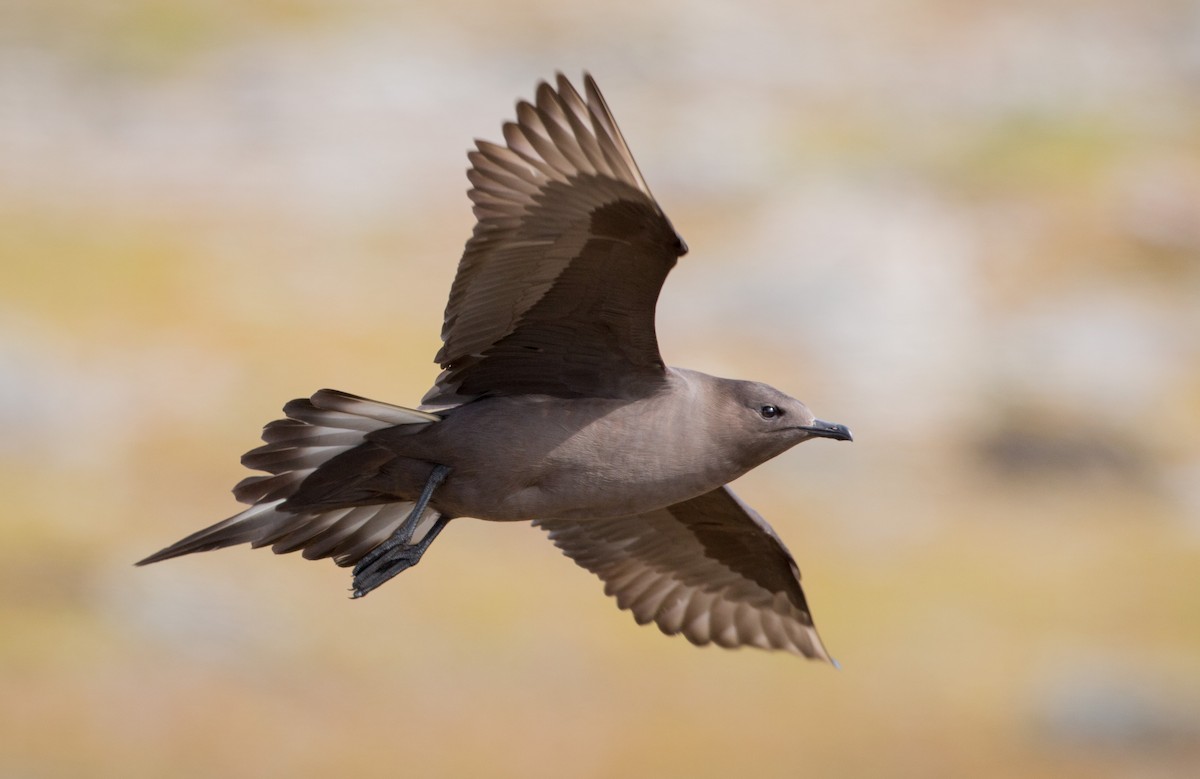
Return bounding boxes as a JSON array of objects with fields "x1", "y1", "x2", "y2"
[
  {"x1": 350, "y1": 463, "x2": 451, "y2": 598},
  {"x1": 351, "y1": 514, "x2": 451, "y2": 598}
]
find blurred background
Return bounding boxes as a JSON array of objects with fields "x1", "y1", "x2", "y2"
[{"x1": 3, "y1": 0, "x2": 1199, "y2": 776}]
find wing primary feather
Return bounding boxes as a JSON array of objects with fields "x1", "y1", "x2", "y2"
[
  {"x1": 582, "y1": 73, "x2": 651, "y2": 194},
  {"x1": 534, "y1": 485, "x2": 834, "y2": 660}
]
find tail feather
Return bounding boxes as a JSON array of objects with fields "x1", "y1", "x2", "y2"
[
  {"x1": 254, "y1": 506, "x2": 346, "y2": 549},
  {"x1": 241, "y1": 445, "x2": 337, "y2": 473},
  {"x1": 309, "y1": 389, "x2": 440, "y2": 425},
  {"x1": 136, "y1": 499, "x2": 288, "y2": 565},
  {"x1": 279, "y1": 400, "x2": 383, "y2": 432},
  {"x1": 232, "y1": 470, "x2": 314, "y2": 505},
  {"x1": 330, "y1": 505, "x2": 422, "y2": 563},
  {"x1": 281, "y1": 390, "x2": 438, "y2": 431},
  {"x1": 302, "y1": 503, "x2": 405, "y2": 561},
  {"x1": 267, "y1": 510, "x2": 352, "y2": 556},
  {"x1": 136, "y1": 389, "x2": 442, "y2": 569},
  {"x1": 259, "y1": 423, "x2": 364, "y2": 448}
]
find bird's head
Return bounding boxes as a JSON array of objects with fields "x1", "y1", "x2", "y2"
[{"x1": 720, "y1": 379, "x2": 853, "y2": 465}]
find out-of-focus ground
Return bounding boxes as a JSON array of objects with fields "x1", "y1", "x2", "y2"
[{"x1": 3, "y1": 1, "x2": 1199, "y2": 776}]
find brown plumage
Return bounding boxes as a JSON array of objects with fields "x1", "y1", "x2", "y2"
[
  {"x1": 137, "y1": 73, "x2": 852, "y2": 661},
  {"x1": 426, "y1": 76, "x2": 682, "y2": 406}
]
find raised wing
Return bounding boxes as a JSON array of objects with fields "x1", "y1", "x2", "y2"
[
  {"x1": 423, "y1": 73, "x2": 687, "y2": 408},
  {"x1": 535, "y1": 486, "x2": 833, "y2": 660}
]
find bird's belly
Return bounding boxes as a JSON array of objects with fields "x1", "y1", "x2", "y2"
[
  {"x1": 417, "y1": 391, "x2": 741, "y2": 522},
  {"x1": 437, "y1": 446, "x2": 735, "y2": 522}
]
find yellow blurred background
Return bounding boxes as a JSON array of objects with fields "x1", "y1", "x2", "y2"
[{"x1": 3, "y1": 1, "x2": 1199, "y2": 776}]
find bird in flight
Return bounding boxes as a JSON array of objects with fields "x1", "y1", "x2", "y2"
[{"x1": 138, "y1": 73, "x2": 853, "y2": 660}]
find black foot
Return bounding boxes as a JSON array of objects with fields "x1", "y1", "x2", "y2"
[
  {"x1": 352, "y1": 514, "x2": 450, "y2": 597},
  {"x1": 349, "y1": 463, "x2": 451, "y2": 598}
]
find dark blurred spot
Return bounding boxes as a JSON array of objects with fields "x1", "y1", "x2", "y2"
[{"x1": 975, "y1": 425, "x2": 1150, "y2": 486}]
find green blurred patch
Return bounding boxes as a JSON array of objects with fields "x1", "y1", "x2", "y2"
[
  {"x1": 95, "y1": 1, "x2": 226, "y2": 74},
  {"x1": 0, "y1": 210, "x2": 203, "y2": 330},
  {"x1": 23, "y1": 0, "x2": 346, "y2": 75},
  {"x1": 954, "y1": 113, "x2": 1129, "y2": 194}
]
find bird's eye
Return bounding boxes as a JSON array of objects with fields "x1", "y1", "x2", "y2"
[{"x1": 759, "y1": 404, "x2": 781, "y2": 419}]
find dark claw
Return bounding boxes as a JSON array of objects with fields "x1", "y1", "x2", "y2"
[
  {"x1": 350, "y1": 514, "x2": 451, "y2": 597},
  {"x1": 349, "y1": 463, "x2": 452, "y2": 597}
]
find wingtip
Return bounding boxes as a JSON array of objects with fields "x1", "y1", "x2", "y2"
[
  {"x1": 534, "y1": 80, "x2": 556, "y2": 104},
  {"x1": 552, "y1": 69, "x2": 587, "y2": 84}
]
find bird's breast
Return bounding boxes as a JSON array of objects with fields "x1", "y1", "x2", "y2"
[{"x1": 425, "y1": 390, "x2": 745, "y2": 522}]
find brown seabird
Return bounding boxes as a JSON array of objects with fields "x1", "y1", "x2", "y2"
[{"x1": 138, "y1": 73, "x2": 853, "y2": 660}]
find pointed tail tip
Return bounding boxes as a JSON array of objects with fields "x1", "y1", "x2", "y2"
[
  {"x1": 133, "y1": 549, "x2": 168, "y2": 567},
  {"x1": 134, "y1": 543, "x2": 192, "y2": 567}
]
